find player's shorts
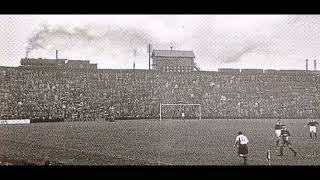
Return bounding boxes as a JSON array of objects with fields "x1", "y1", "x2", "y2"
[
  {"x1": 238, "y1": 144, "x2": 248, "y2": 156},
  {"x1": 282, "y1": 141, "x2": 291, "y2": 146},
  {"x1": 275, "y1": 130, "x2": 281, "y2": 137},
  {"x1": 310, "y1": 126, "x2": 316, "y2": 133},
  {"x1": 281, "y1": 138, "x2": 291, "y2": 145}
]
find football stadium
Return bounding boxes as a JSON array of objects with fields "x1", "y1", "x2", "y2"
[{"x1": 1, "y1": 47, "x2": 320, "y2": 166}]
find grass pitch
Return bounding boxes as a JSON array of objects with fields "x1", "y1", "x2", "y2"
[{"x1": 0, "y1": 119, "x2": 319, "y2": 165}]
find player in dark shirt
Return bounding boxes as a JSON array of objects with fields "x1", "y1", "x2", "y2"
[
  {"x1": 304, "y1": 119, "x2": 319, "y2": 138},
  {"x1": 278, "y1": 125, "x2": 297, "y2": 157}
]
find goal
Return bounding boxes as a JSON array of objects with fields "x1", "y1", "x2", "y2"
[{"x1": 159, "y1": 103, "x2": 202, "y2": 120}]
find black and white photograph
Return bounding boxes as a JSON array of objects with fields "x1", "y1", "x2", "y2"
[{"x1": 1, "y1": 15, "x2": 320, "y2": 166}]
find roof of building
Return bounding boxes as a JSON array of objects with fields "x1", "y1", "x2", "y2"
[{"x1": 152, "y1": 50, "x2": 195, "y2": 58}]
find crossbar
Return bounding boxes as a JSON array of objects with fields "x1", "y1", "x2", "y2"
[
  {"x1": 160, "y1": 103, "x2": 201, "y2": 121},
  {"x1": 161, "y1": 103, "x2": 201, "y2": 106}
]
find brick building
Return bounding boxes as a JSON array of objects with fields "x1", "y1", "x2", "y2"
[{"x1": 151, "y1": 49, "x2": 199, "y2": 72}]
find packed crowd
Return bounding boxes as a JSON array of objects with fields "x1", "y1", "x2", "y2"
[{"x1": 1, "y1": 66, "x2": 320, "y2": 121}]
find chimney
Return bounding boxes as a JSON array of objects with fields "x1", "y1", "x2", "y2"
[
  {"x1": 170, "y1": 46, "x2": 173, "y2": 51},
  {"x1": 56, "y1": 50, "x2": 58, "y2": 59},
  {"x1": 314, "y1": 60, "x2": 317, "y2": 71},
  {"x1": 148, "y1": 44, "x2": 151, "y2": 70},
  {"x1": 306, "y1": 59, "x2": 308, "y2": 71}
]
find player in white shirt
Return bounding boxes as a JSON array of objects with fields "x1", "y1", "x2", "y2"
[
  {"x1": 181, "y1": 112, "x2": 185, "y2": 120},
  {"x1": 304, "y1": 119, "x2": 319, "y2": 138},
  {"x1": 234, "y1": 131, "x2": 249, "y2": 165},
  {"x1": 109, "y1": 105, "x2": 115, "y2": 122}
]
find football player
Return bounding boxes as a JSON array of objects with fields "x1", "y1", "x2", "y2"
[
  {"x1": 275, "y1": 119, "x2": 284, "y2": 146},
  {"x1": 304, "y1": 119, "x2": 319, "y2": 138},
  {"x1": 278, "y1": 125, "x2": 297, "y2": 157},
  {"x1": 181, "y1": 112, "x2": 185, "y2": 120},
  {"x1": 234, "y1": 131, "x2": 249, "y2": 165}
]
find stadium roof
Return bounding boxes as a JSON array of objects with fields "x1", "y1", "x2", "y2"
[{"x1": 152, "y1": 50, "x2": 195, "y2": 58}]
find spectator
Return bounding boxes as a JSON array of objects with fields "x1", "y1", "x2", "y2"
[{"x1": 0, "y1": 66, "x2": 319, "y2": 120}]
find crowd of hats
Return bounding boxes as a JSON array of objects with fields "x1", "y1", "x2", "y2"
[{"x1": 1, "y1": 67, "x2": 319, "y2": 121}]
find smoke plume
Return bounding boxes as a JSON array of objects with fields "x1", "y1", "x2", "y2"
[
  {"x1": 222, "y1": 43, "x2": 262, "y2": 63},
  {"x1": 25, "y1": 24, "x2": 157, "y2": 59}
]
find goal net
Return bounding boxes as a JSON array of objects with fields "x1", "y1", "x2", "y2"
[{"x1": 159, "y1": 103, "x2": 201, "y2": 120}]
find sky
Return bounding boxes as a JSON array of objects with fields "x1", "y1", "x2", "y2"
[{"x1": 1, "y1": 15, "x2": 320, "y2": 71}]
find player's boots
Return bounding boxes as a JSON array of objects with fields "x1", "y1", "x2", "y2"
[
  {"x1": 243, "y1": 157, "x2": 247, "y2": 165},
  {"x1": 289, "y1": 147, "x2": 297, "y2": 157}
]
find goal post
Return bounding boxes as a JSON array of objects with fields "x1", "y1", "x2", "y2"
[{"x1": 159, "y1": 103, "x2": 201, "y2": 121}]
